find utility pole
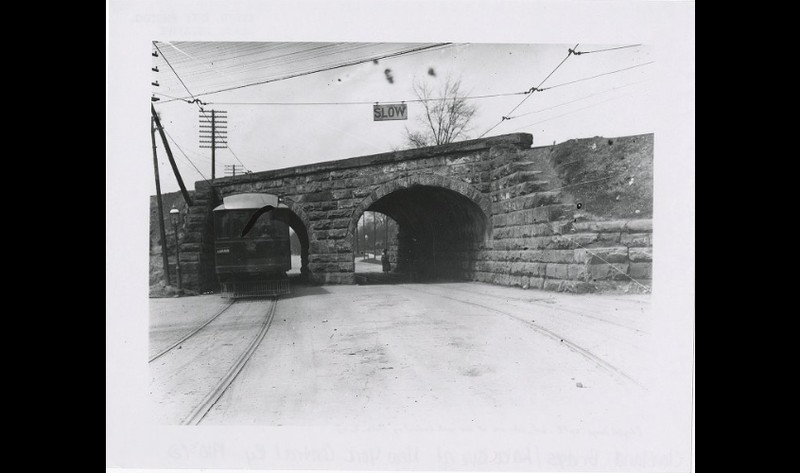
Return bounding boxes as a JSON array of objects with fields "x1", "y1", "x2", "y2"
[
  {"x1": 200, "y1": 109, "x2": 227, "y2": 179},
  {"x1": 151, "y1": 105, "x2": 193, "y2": 206},
  {"x1": 151, "y1": 116, "x2": 171, "y2": 286}
]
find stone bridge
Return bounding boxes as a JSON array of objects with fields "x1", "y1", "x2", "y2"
[{"x1": 154, "y1": 132, "x2": 653, "y2": 294}]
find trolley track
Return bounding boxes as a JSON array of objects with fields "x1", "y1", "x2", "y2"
[
  {"x1": 440, "y1": 284, "x2": 649, "y2": 334},
  {"x1": 149, "y1": 297, "x2": 279, "y2": 425},
  {"x1": 397, "y1": 284, "x2": 644, "y2": 388},
  {"x1": 149, "y1": 300, "x2": 236, "y2": 363},
  {"x1": 182, "y1": 297, "x2": 278, "y2": 425}
]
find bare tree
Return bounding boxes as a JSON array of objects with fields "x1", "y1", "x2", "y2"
[{"x1": 404, "y1": 76, "x2": 478, "y2": 148}]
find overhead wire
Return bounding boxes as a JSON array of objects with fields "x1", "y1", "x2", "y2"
[
  {"x1": 479, "y1": 51, "x2": 653, "y2": 138},
  {"x1": 506, "y1": 80, "x2": 648, "y2": 120},
  {"x1": 509, "y1": 88, "x2": 647, "y2": 132},
  {"x1": 572, "y1": 44, "x2": 642, "y2": 55},
  {"x1": 153, "y1": 40, "x2": 251, "y2": 173},
  {"x1": 539, "y1": 62, "x2": 654, "y2": 91},
  {"x1": 152, "y1": 42, "x2": 651, "y2": 176},
  {"x1": 168, "y1": 43, "x2": 435, "y2": 79},
  {"x1": 206, "y1": 90, "x2": 529, "y2": 106},
  {"x1": 163, "y1": 129, "x2": 211, "y2": 182},
  {"x1": 478, "y1": 43, "x2": 580, "y2": 138},
  {"x1": 155, "y1": 43, "x2": 452, "y2": 104}
]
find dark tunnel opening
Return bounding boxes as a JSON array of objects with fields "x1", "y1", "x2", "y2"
[{"x1": 360, "y1": 185, "x2": 489, "y2": 283}]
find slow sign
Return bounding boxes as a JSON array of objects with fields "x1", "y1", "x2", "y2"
[{"x1": 373, "y1": 103, "x2": 407, "y2": 121}]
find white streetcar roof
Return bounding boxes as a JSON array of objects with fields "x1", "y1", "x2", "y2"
[{"x1": 212, "y1": 193, "x2": 288, "y2": 211}]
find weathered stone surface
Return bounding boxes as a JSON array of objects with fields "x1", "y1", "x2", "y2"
[
  {"x1": 310, "y1": 238, "x2": 350, "y2": 252},
  {"x1": 628, "y1": 262, "x2": 652, "y2": 279},
  {"x1": 180, "y1": 243, "x2": 203, "y2": 253},
  {"x1": 585, "y1": 247, "x2": 629, "y2": 264},
  {"x1": 309, "y1": 253, "x2": 352, "y2": 263},
  {"x1": 520, "y1": 262, "x2": 546, "y2": 277},
  {"x1": 315, "y1": 228, "x2": 348, "y2": 239},
  {"x1": 588, "y1": 263, "x2": 630, "y2": 281},
  {"x1": 177, "y1": 252, "x2": 200, "y2": 262},
  {"x1": 625, "y1": 219, "x2": 653, "y2": 232},
  {"x1": 572, "y1": 220, "x2": 627, "y2": 233},
  {"x1": 568, "y1": 263, "x2": 588, "y2": 281},
  {"x1": 538, "y1": 250, "x2": 578, "y2": 264},
  {"x1": 303, "y1": 190, "x2": 334, "y2": 202},
  {"x1": 308, "y1": 261, "x2": 354, "y2": 273},
  {"x1": 316, "y1": 273, "x2": 355, "y2": 284},
  {"x1": 304, "y1": 201, "x2": 338, "y2": 212},
  {"x1": 543, "y1": 279, "x2": 563, "y2": 292},
  {"x1": 310, "y1": 218, "x2": 351, "y2": 230},
  {"x1": 628, "y1": 247, "x2": 653, "y2": 262},
  {"x1": 545, "y1": 263, "x2": 569, "y2": 279},
  {"x1": 528, "y1": 276, "x2": 545, "y2": 289},
  {"x1": 547, "y1": 233, "x2": 598, "y2": 249},
  {"x1": 181, "y1": 232, "x2": 205, "y2": 244},
  {"x1": 621, "y1": 232, "x2": 651, "y2": 247}
]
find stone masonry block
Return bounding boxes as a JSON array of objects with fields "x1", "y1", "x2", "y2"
[
  {"x1": 628, "y1": 262, "x2": 652, "y2": 279},
  {"x1": 628, "y1": 247, "x2": 653, "y2": 262},
  {"x1": 310, "y1": 218, "x2": 351, "y2": 230},
  {"x1": 545, "y1": 263, "x2": 569, "y2": 279},
  {"x1": 572, "y1": 220, "x2": 627, "y2": 233},
  {"x1": 588, "y1": 263, "x2": 630, "y2": 281},
  {"x1": 568, "y1": 263, "x2": 588, "y2": 281},
  {"x1": 625, "y1": 219, "x2": 653, "y2": 232},
  {"x1": 527, "y1": 276, "x2": 545, "y2": 289},
  {"x1": 621, "y1": 233, "x2": 651, "y2": 247},
  {"x1": 543, "y1": 279, "x2": 563, "y2": 292},
  {"x1": 585, "y1": 247, "x2": 629, "y2": 264}
]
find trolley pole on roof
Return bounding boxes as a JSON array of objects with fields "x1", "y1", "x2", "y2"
[{"x1": 151, "y1": 116, "x2": 171, "y2": 286}]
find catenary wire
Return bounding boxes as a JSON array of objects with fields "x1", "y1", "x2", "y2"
[
  {"x1": 206, "y1": 90, "x2": 529, "y2": 106},
  {"x1": 572, "y1": 44, "x2": 643, "y2": 55},
  {"x1": 540, "y1": 62, "x2": 654, "y2": 91},
  {"x1": 156, "y1": 43, "x2": 452, "y2": 103},
  {"x1": 478, "y1": 44, "x2": 579, "y2": 138},
  {"x1": 154, "y1": 41, "x2": 251, "y2": 172}
]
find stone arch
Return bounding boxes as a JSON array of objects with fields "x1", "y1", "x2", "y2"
[
  {"x1": 348, "y1": 172, "x2": 492, "y2": 282},
  {"x1": 346, "y1": 172, "x2": 492, "y2": 240}
]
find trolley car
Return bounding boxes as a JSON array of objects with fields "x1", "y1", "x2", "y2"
[{"x1": 213, "y1": 193, "x2": 291, "y2": 298}]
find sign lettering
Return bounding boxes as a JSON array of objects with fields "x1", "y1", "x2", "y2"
[{"x1": 373, "y1": 103, "x2": 408, "y2": 121}]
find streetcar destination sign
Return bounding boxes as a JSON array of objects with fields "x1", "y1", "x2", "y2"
[{"x1": 373, "y1": 103, "x2": 407, "y2": 121}]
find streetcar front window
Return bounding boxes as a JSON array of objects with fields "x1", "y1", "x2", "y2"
[{"x1": 214, "y1": 210, "x2": 275, "y2": 239}]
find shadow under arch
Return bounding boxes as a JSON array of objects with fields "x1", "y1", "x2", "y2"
[
  {"x1": 273, "y1": 198, "x2": 312, "y2": 283},
  {"x1": 348, "y1": 173, "x2": 492, "y2": 282}
]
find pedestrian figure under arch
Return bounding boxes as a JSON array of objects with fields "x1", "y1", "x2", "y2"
[{"x1": 382, "y1": 249, "x2": 391, "y2": 273}]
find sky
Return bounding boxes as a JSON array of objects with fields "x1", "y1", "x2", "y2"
[{"x1": 150, "y1": 42, "x2": 654, "y2": 194}]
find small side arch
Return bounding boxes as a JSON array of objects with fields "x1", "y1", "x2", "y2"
[{"x1": 276, "y1": 197, "x2": 314, "y2": 282}]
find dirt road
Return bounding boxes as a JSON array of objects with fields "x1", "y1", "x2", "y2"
[{"x1": 167, "y1": 282, "x2": 654, "y2": 430}]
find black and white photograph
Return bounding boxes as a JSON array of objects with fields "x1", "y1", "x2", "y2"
[{"x1": 107, "y1": 1, "x2": 694, "y2": 472}]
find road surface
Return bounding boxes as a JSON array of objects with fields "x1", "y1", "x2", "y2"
[{"x1": 150, "y1": 281, "x2": 653, "y2": 431}]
